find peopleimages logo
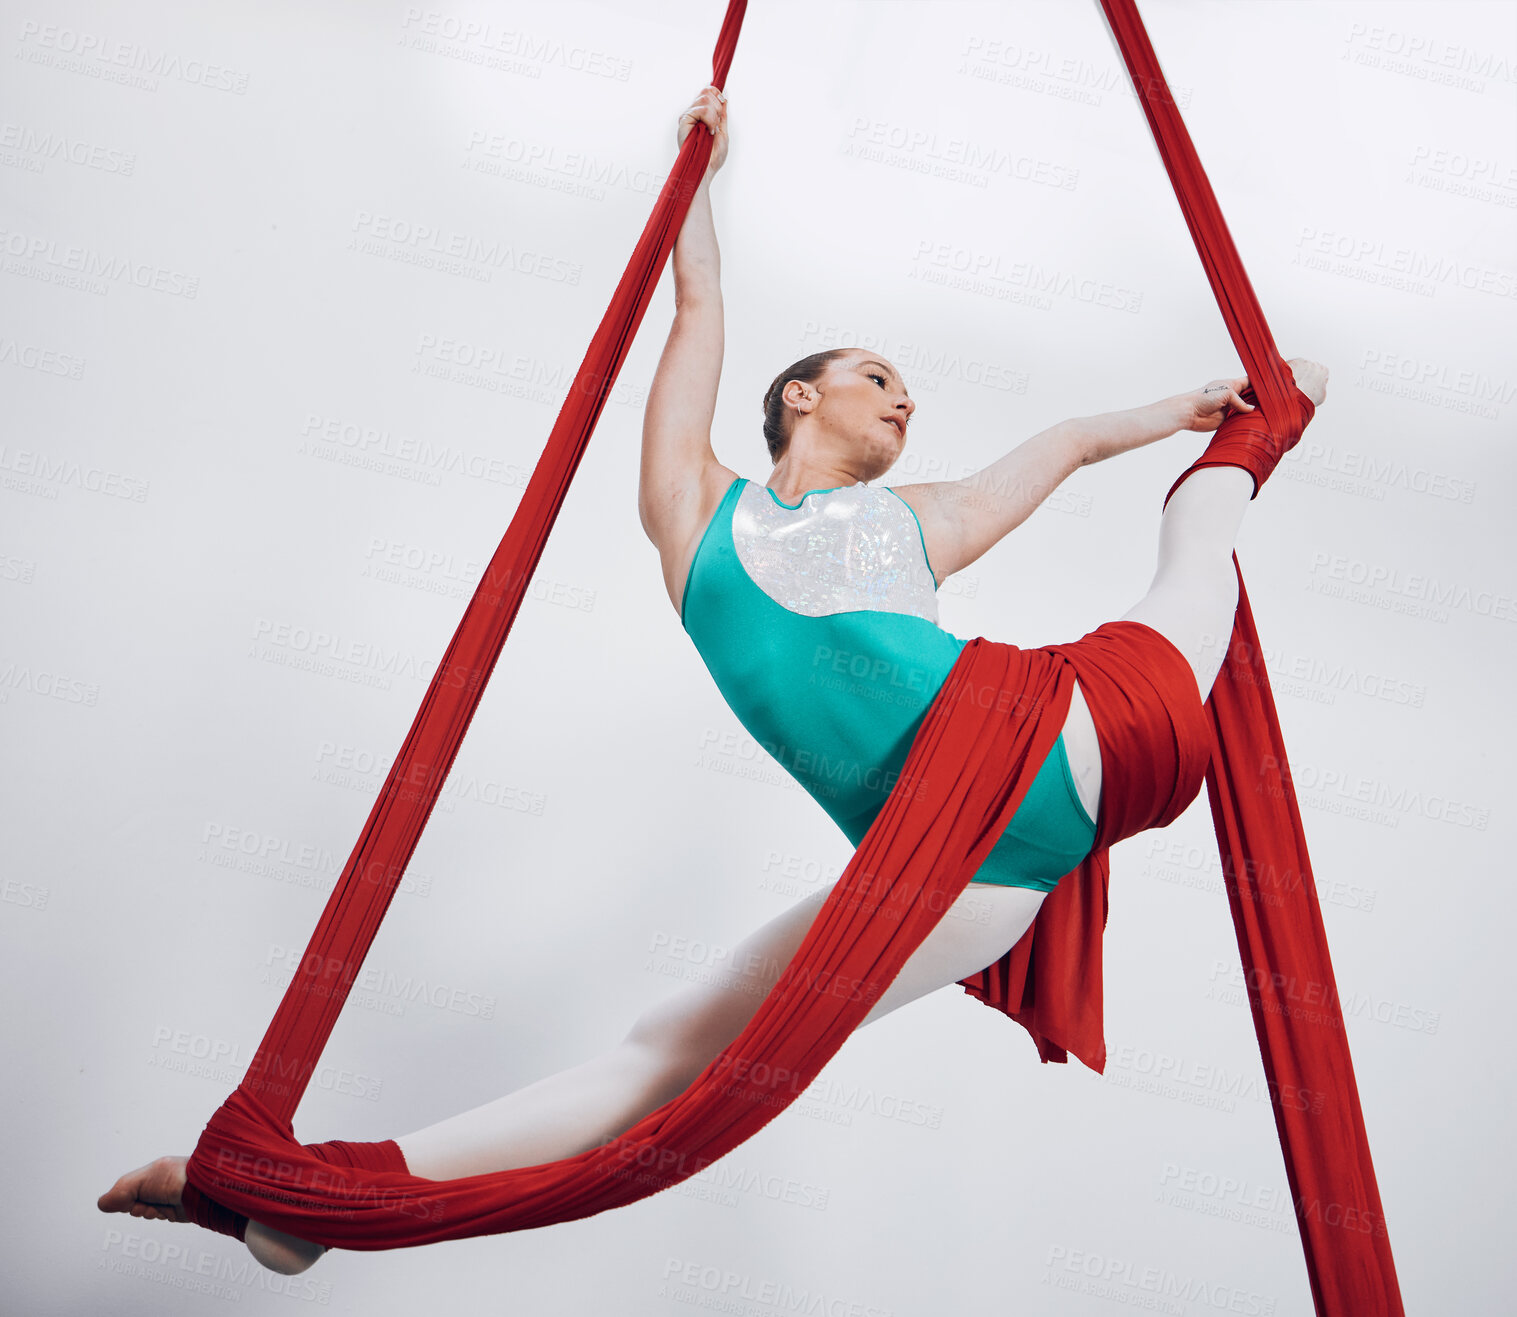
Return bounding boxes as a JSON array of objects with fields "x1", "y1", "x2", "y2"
[
  {"x1": 399, "y1": 8, "x2": 633, "y2": 80},
  {"x1": 349, "y1": 210, "x2": 582, "y2": 283},
  {"x1": 1294, "y1": 225, "x2": 1516, "y2": 299},
  {"x1": 0, "y1": 224, "x2": 200, "y2": 296},
  {"x1": 0, "y1": 120, "x2": 136, "y2": 173},
  {"x1": 1043, "y1": 1245, "x2": 1276, "y2": 1316},
  {"x1": 100, "y1": 1228, "x2": 331, "y2": 1305},
  {"x1": 909, "y1": 239, "x2": 1142, "y2": 313},
  {"x1": 1307, "y1": 552, "x2": 1517, "y2": 624},
  {"x1": 0, "y1": 445, "x2": 147, "y2": 500},
  {"x1": 264, "y1": 946, "x2": 497, "y2": 1020},
  {"x1": 798, "y1": 321, "x2": 1027, "y2": 394},
  {"x1": 843, "y1": 115, "x2": 1080, "y2": 191},
  {"x1": 0, "y1": 336, "x2": 87, "y2": 379},
  {"x1": 1342, "y1": 20, "x2": 1517, "y2": 91},
  {"x1": 16, "y1": 21, "x2": 251, "y2": 93},
  {"x1": 462, "y1": 130, "x2": 666, "y2": 197}
]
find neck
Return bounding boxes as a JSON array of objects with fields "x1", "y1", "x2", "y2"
[{"x1": 767, "y1": 451, "x2": 863, "y2": 504}]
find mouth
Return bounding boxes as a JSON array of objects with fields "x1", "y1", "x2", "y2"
[{"x1": 881, "y1": 416, "x2": 904, "y2": 438}]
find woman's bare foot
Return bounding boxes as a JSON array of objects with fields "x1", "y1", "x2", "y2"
[
  {"x1": 97, "y1": 1154, "x2": 194, "y2": 1223},
  {"x1": 1286, "y1": 357, "x2": 1329, "y2": 408},
  {"x1": 98, "y1": 1154, "x2": 328, "y2": 1275}
]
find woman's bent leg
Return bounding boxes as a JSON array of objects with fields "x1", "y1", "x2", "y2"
[{"x1": 395, "y1": 880, "x2": 1044, "y2": 1181}]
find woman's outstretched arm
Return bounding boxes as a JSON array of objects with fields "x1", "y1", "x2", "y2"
[
  {"x1": 894, "y1": 373, "x2": 1263, "y2": 581},
  {"x1": 639, "y1": 86, "x2": 738, "y2": 610}
]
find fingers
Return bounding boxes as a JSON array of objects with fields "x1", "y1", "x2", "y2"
[
  {"x1": 680, "y1": 85, "x2": 728, "y2": 135},
  {"x1": 1199, "y1": 379, "x2": 1252, "y2": 412}
]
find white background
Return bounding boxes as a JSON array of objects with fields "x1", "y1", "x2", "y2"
[{"x1": 3, "y1": 1, "x2": 1513, "y2": 1313}]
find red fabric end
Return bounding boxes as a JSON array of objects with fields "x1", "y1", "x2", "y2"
[
  {"x1": 178, "y1": 1139, "x2": 408, "y2": 1243},
  {"x1": 305, "y1": 1139, "x2": 411, "y2": 1175},
  {"x1": 1164, "y1": 382, "x2": 1319, "y2": 509},
  {"x1": 955, "y1": 618, "x2": 1214, "y2": 1071}
]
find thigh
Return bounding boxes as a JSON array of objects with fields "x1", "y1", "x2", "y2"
[
  {"x1": 859, "y1": 882, "x2": 1045, "y2": 1025},
  {"x1": 1119, "y1": 586, "x2": 1232, "y2": 703},
  {"x1": 1059, "y1": 678, "x2": 1103, "y2": 830},
  {"x1": 624, "y1": 888, "x2": 827, "y2": 1067},
  {"x1": 627, "y1": 875, "x2": 1045, "y2": 1067}
]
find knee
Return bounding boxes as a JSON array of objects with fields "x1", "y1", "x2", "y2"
[{"x1": 621, "y1": 1006, "x2": 720, "y2": 1094}]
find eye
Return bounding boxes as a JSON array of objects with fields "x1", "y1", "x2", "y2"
[{"x1": 867, "y1": 372, "x2": 887, "y2": 388}]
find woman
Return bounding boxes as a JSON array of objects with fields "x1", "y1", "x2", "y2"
[{"x1": 99, "y1": 85, "x2": 1328, "y2": 1273}]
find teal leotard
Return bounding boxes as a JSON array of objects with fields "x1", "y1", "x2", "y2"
[{"x1": 680, "y1": 475, "x2": 1095, "y2": 892}]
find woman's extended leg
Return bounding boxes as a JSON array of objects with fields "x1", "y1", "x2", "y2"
[
  {"x1": 394, "y1": 879, "x2": 1046, "y2": 1181},
  {"x1": 1117, "y1": 464, "x2": 1255, "y2": 702},
  {"x1": 1057, "y1": 464, "x2": 1254, "y2": 821}
]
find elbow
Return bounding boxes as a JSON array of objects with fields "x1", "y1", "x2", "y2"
[
  {"x1": 635, "y1": 486, "x2": 658, "y2": 547},
  {"x1": 673, "y1": 289, "x2": 723, "y2": 319},
  {"x1": 1063, "y1": 425, "x2": 1095, "y2": 470}
]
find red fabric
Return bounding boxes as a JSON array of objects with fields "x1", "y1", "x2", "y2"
[
  {"x1": 177, "y1": 1, "x2": 1401, "y2": 1312},
  {"x1": 1165, "y1": 382, "x2": 1317, "y2": 506},
  {"x1": 186, "y1": 0, "x2": 751, "y2": 1238},
  {"x1": 183, "y1": 623, "x2": 1203, "y2": 1247},
  {"x1": 181, "y1": 1138, "x2": 408, "y2": 1241},
  {"x1": 1089, "y1": 5, "x2": 1400, "y2": 1313},
  {"x1": 957, "y1": 621, "x2": 1213, "y2": 1068}
]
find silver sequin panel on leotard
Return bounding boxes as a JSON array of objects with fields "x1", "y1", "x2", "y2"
[{"x1": 730, "y1": 480, "x2": 939, "y2": 622}]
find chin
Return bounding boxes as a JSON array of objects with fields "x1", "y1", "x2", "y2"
[
  {"x1": 854, "y1": 438, "x2": 901, "y2": 480},
  {"x1": 868, "y1": 448, "x2": 904, "y2": 483}
]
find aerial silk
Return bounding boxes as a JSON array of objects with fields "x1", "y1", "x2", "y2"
[{"x1": 177, "y1": 2, "x2": 1402, "y2": 1313}]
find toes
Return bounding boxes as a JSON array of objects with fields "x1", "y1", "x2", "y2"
[
  {"x1": 100, "y1": 1156, "x2": 189, "y2": 1217},
  {"x1": 98, "y1": 1180, "x2": 137, "y2": 1212}
]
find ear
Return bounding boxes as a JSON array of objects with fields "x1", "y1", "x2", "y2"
[{"x1": 782, "y1": 379, "x2": 813, "y2": 416}]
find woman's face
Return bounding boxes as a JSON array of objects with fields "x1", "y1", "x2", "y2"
[{"x1": 793, "y1": 350, "x2": 915, "y2": 474}]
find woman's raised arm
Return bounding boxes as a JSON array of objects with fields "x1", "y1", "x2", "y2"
[{"x1": 638, "y1": 87, "x2": 736, "y2": 565}]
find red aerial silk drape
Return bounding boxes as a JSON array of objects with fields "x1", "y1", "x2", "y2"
[
  {"x1": 1101, "y1": 6, "x2": 1401, "y2": 1313},
  {"x1": 183, "y1": 618, "x2": 1212, "y2": 1246},
  {"x1": 178, "y1": 2, "x2": 1402, "y2": 1313}
]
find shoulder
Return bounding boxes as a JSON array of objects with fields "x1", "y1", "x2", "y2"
[
  {"x1": 656, "y1": 459, "x2": 744, "y2": 617},
  {"x1": 880, "y1": 482, "x2": 959, "y2": 587},
  {"x1": 882, "y1": 481, "x2": 946, "y2": 521},
  {"x1": 645, "y1": 458, "x2": 742, "y2": 558},
  {"x1": 693, "y1": 460, "x2": 745, "y2": 535}
]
